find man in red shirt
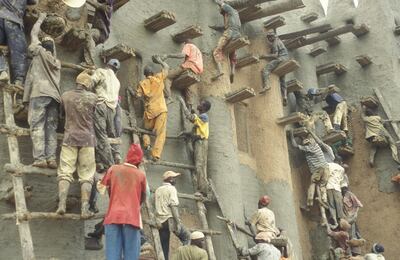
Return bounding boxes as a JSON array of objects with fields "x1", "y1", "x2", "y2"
[{"x1": 101, "y1": 143, "x2": 147, "y2": 260}]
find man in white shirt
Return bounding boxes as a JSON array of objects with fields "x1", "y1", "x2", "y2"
[
  {"x1": 249, "y1": 195, "x2": 280, "y2": 242},
  {"x1": 326, "y1": 161, "x2": 346, "y2": 229},
  {"x1": 155, "y1": 171, "x2": 190, "y2": 260},
  {"x1": 92, "y1": 59, "x2": 121, "y2": 170}
]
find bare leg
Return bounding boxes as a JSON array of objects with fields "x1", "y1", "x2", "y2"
[{"x1": 369, "y1": 145, "x2": 377, "y2": 167}]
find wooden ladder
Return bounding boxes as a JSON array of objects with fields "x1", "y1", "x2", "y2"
[
  {"x1": 2, "y1": 85, "x2": 35, "y2": 260},
  {"x1": 126, "y1": 90, "x2": 219, "y2": 260}
]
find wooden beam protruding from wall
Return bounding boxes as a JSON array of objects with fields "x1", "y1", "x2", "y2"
[
  {"x1": 286, "y1": 79, "x2": 304, "y2": 93},
  {"x1": 272, "y1": 59, "x2": 300, "y2": 76},
  {"x1": 144, "y1": 10, "x2": 176, "y2": 32},
  {"x1": 309, "y1": 46, "x2": 327, "y2": 57},
  {"x1": 236, "y1": 54, "x2": 259, "y2": 69},
  {"x1": 224, "y1": 37, "x2": 250, "y2": 54},
  {"x1": 316, "y1": 62, "x2": 347, "y2": 76},
  {"x1": 172, "y1": 25, "x2": 203, "y2": 43},
  {"x1": 300, "y1": 12, "x2": 318, "y2": 23},
  {"x1": 263, "y1": 16, "x2": 286, "y2": 31},
  {"x1": 355, "y1": 55, "x2": 372, "y2": 67},
  {"x1": 279, "y1": 24, "x2": 332, "y2": 40},
  {"x1": 225, "y1": 87, "x2": 256, "y2": 103},
  {"x1": 100, "y1": 43, "x2": 136, "y2": 62},
  {"x1": 172, "y1": 70, "x2": 200, "y2": 90}
]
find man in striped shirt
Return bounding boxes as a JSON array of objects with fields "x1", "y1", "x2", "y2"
[{"x1": 290, "y1": 129, "x2": 335, "y2": 207}]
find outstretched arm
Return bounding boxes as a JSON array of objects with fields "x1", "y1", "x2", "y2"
[
  {"x1": 178, "y1": 96, "x2": 195, "y2": 121},
  {"x1": 30, "y1": 12, "x2": 47, "y2": 47},
  {"x1": 166, "y1": 53, "x2": 186, "y2": 59},
  {"x1": 87, "y1": 0, "x2": 111, "y2": 12}
]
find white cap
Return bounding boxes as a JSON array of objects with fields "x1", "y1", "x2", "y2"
[
  {"x1": 190, "y1": 231, "x2": 205, "y2": 240},
  {"x1": 63, "y1": 0, "x2": 86, "y2": 8},
  {"x1": 163, "y1": 171, "x2": 181, "y2": 180}
]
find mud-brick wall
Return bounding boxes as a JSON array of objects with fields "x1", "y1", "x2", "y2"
[
  {"x1": 278, "y1": 0, "x2": 400, "y2": 259},
  {"x1": 108, "y1": 0, "x2": 306, "y2": 259}
]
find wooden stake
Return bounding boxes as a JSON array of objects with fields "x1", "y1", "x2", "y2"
[
  {"x1": 3, "y1": 88, "x2": 35, "y2": 259},
  {"x1": 373, "y1": 88, "x2": 400, "y2": 140},
  {"x1": 126, "y1": 89, "x2": 165, "y2": 260},
  {"x1": 197, "y1": 201, "x2": 217, "y2": 260},
  {"x1": 1, "y1": 212, "x2": 104, "y2": 221}
]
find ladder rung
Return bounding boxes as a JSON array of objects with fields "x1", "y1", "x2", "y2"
[
  {"x1": 1, "y1": 212, "x2": 104, "y2": 221},
  {"x1": 5, "y1": 163, "x2": 57, "y2": 177},
  {"x1": 123, "y1": 126, "x2": 182, "y2": 140},
  {"x1": 0, "y1": 124, "x2": 121, "y2": 144},
  {"x1": 144, "y1": 159, "x2": 195, "y2": 170}
]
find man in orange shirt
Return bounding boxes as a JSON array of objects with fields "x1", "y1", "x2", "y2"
[
  {"x1": 157, "y1": 39, "x2": 203, "y2": 110},
  {"x1": 133, "y1": 57, "x2": 169, "y2": 161}
]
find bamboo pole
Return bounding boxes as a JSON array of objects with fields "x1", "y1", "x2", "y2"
[
  {"x1": 4, "y1": 163, "x2": 57, "y2": 177},
  {"x1": 144, "y1": 159, "x2": 195, "y2": 170},
  {"x1": 216, "y1": 216, "x2": 254, "y2": 237},
  {"x1": 126, "y1": 88, "x2": 165, "y2": 260},
  {"x1": 197, "y1": 201, "x2": 217, "y2": 260},
  {"x1": 241, "y1": 0, "x2": 305, "y2": 23},
  {"x1": 287, "y1": 24, "x2": 355, "y2": 49},
  {"x1": 1, "y1": 212, "x2": 104, "y2": 221},
  {"x1": 3, "y1": 88, "x2": 35, "y2": 259}
]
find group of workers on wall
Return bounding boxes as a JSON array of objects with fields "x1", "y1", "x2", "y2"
[{"x1": 0, "y1": 0, "x2": 393, "y2": 259}]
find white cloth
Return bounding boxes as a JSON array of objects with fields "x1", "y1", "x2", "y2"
[
  {"x1": 327, "y1": 162, "x2": 345, "y2": 192},
  {"x1": 92, "y1": 68, "x2": 120, "y2": 109},
  {"x1": 364, "y1": 253, "x2": 385, "y2": 260},
  {"x1": 155, "y1": 182, "x2": 179, "y2": 224},
  {"x1": 250, "y1": 207, "x2": 280, "y2": 238}
]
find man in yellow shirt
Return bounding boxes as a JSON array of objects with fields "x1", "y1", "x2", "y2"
[
  {"x1": 134, "y1": 57, "x2": 169, "y2": 161},
  {"x1": 178, "y1": 97, "x2": 211, "y2": 195}
]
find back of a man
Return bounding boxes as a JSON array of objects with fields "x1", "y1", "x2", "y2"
[
  {"x1": 250, "y1": 243, "x2": 281, "y2": 260},
  {"x1": 102, "y1": 163, "x2": 146, "y2": 227},
  {"x1": 62, "y1": 88, "x2": 97, "y2": 147},
  {"x1": 172, "y1": 245, "x2": 208, "y2": 260},
  {"x1": 362, "y1": 115, "x2": 384, "y2": 139},
  {"x1": 138, "y1": 70, "x2": 168, "y2": 120},
  {"x1": 181, "y1": 43, "x2": 203, "y2": 75},
  {"x1": 251, "y1": 207, "x2": 279, "y2": 236},
  {"x1": 93, "y1": 67, "x2": 120, "y2": 109}
]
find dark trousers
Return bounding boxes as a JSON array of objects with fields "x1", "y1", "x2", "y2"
[
  {"x1": 327, "y1": 189, "x2": 345, "y2": 223},
  {"x1": 262, "y1": 57, "x2": 288, "y2": 97},
  {"x1": 159, "y1": 219, "x2": 190, "y2": 260},
  {"x1": 194, "y1": 139, "x2": 209, "y2": 194},
  {"x1": 94, "y1": 103, "x2": 118, "y2": 169},
  {"x1": 0, "y1": 18, "x2": 27, "y2": 82},
  {"x1": 28, "y1": 96, "x2": 59, "y2": 161}
]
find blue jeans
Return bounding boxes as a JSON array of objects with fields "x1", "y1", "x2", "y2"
[
  {"x1": 105, "y1": 224, "x2": 141, "y2": 260},
  {"x1": 0, "y1": 18, "x2": 27, "y2": 82}
]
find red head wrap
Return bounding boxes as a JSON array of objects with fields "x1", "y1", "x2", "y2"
[{"x1": 125, "y1": 144, "x2": 143, "y2": 166}]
